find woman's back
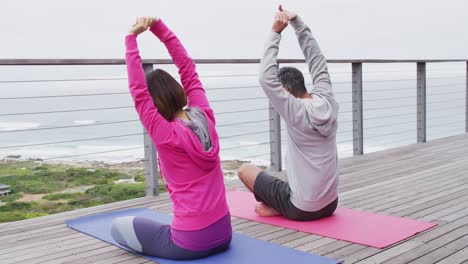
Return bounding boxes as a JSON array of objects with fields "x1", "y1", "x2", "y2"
[
  {"x1": 154, "y1": 106, "x2": 228, "y2": 231},
  {"x1": 112, "y1": 17, "x2": 231, "y2": 260}
]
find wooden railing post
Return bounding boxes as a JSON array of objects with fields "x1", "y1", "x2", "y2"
[
  {"x1": 269, "y1": 104, "x2": 282, "y2": 172},
  {"x1": 352, "y1": 62, "x2": 364, "y2": 155},
  {"x1": 142, "y1": 63, "x2": 159, "y2": 196},
  {"x1": 417, "y1": 62, "x2": 427, "y2": 143}
]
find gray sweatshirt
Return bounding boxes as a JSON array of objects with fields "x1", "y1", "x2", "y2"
[{"x1": 258, "y1": 16, "x2": 339, "y2": 212}]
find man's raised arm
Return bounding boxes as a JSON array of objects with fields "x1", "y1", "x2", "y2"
[
  {"x1": 258, "y1": 12, "x2": 308, "y2": 126},
  {"x1": 290, "y1": 16, "x2": 334, "y2": 98}
]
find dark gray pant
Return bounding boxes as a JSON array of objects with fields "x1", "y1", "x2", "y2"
[{"x1": 253, "y1": 171, "x2": 338, "y2": 221}]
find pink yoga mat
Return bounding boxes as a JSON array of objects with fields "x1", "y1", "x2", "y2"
[{"x1": 227, "y1": 190, "x2": 436, "y2": 248}]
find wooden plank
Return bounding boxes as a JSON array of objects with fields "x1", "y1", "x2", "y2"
[
  {"x1": 339, "y1": 159, "x2": 466, "y2": 204},
  {"x1": 282, "y1": 234, "x2": 323, "y2": 248},
  {"x1": 408, "y1": 194, "x2": 468, "y2": 220},
  {"x1": 380, "y1": 184, "x2": 468, "y2": 214},
  {"x1": 295, "y1": 237, "x2": 336, "y2": 252},
  {"x1": 409, "y1": 235, "x2": 468, "y2": 264},
  {"x1": 269, "y1": 231, "x2": 309, "y2": 245},
  {"x1": 337, "y1": 246, "x2": 381, "y2": 263},
  {"x1": 354, "y1": 241, "x2": 422, "y2": 264},
  {"x1": 337, "y1": 136, "x2": 463, "y2": 171},
  {"x1": 311, "y1": 240, "x2": 351, "y2": 256},
  {"x1": 41, "y1": 255, "x2": 91, "y2": 264},
  {"x1": 440, "y1": 207, "x2": 468, "y2": 222},
  {"x1": 0, "y1": 228, "x2": 78, "y2": 250},
  {"x1": 11, "y1": 238, "x2": 110, "y2": 264},
  {"x1": 395, "y1": 189, "x2": 468, "y2": 218},
  {"x1": 344, "y1": 168, "x2": 466, "y2": 210},
  {"x1": 324, "y1": 244, "x2": 367, "y2": 260},
  {"x1": 338, "y1": 137, "x2": 466, "y2": 180},
  {"x1": 436, "y1": 247, "x2": 468, "y2": 264},
  {"x1": 2, "y1": 235, "x2": 93, "y2": 260},
  {"x1": 0, "y1": 233, "x2": 82, "y2": 254},
  {"x1": 248, "y1": 225, "x2": 284, "y2": 238},
  {"x1": 413, "y1": 216, "x2": 468, "y2": 244},
  {"x1": 366, "y1": 178, "x2": 468, "y2": 214},
  {"x1": 256, "y1": 228, "x2": 296, "y2": 241},
  {"x1": 237, "y1": 223, "x2": 273, "y2": 236},
  {"x1": 339, "y1": 150, "x2": 466, "y2": 193},
  {"x1": 94, "y1": 253, "x2": 138, "y2": 264},
  {"x1": 115, "y1": 257, "x2": 151, "y2": 264},
  {"x1": 70, "y1": 246, "x2": 127, "y2": 263},
  {"x1": 383, "y1": 225, "x2": 468, "y2": 264}
]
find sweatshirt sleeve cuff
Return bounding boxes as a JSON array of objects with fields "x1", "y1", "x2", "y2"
[
  {"x1": 268, "y1": 31, "x2": 282, "y2": 42},
  {"x1": 149, "y1": 19, "x2": 169, "y2": 40},
  {"x1": 290, "y1": 16, "x2": 305, "y2": 31},
  {"x1": 125, "y1": 34, "x2": 138, "y2": 50}
]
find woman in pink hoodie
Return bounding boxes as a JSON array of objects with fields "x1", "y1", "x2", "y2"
[{"x1": 111, "y1": 17, "x2": 232, "y2": 260}]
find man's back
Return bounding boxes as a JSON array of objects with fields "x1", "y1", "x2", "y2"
[
  {"x1": 283, "y1": 97, "x2": 339, "y2": 212},
  {"x1": 258, "y1": 16, "x2": 340, "y2": 212}
]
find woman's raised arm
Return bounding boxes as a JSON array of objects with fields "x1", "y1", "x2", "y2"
[
  {"x1": 149, "y1": 19, "x2": 215, "y2": 124},
  {"x1": 126, "y1": 18, "x2": 173, "y2": 144}
]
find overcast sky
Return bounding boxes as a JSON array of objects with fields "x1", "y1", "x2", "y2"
[{"x1": 1, "y1": 0, "x2": 467, "y2": 60}]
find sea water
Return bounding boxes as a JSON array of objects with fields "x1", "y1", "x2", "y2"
[{"x1": 0, "y1": 62, "x2": 465, "y2": 165}]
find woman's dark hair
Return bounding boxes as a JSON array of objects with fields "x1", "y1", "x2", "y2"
[
  {"x1": 278, "y1": 67, "x2": 307, "y2": 97},
  {"x1": 146, "y1": 69, "x2": 187, "y2": 121}
]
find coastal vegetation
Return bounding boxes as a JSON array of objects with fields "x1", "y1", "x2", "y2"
[{"x1": 0, "y1": 161, "x2": 166, "y2": 223}]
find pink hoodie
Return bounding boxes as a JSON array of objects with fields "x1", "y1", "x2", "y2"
[{"x1": 125, "y1": 20, "x2": 229, "y2": 231}]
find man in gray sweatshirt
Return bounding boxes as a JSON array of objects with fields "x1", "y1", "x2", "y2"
[{"x1": 237, "y1": 8, "x2": 339, "y2": 221}]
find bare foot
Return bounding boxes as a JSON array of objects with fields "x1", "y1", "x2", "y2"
[{"x1": 255, "y1": 203, "x2": 280, "y2": 217}]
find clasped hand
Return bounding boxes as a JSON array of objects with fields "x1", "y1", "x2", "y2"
[
  {"x1": 272, "y1": 5, "x2": 298, "y2": 34},
  {"x1": 129, "y1": 17, "x2": 160, "y2": 36}
]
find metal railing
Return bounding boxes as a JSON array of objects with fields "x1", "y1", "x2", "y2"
[{"x1": 1, "y1": 59, "x2": 467, "y2": 196}]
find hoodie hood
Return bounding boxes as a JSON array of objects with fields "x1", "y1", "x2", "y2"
[
  {"x1": 303, "y1": 94, "x2": 339, "y2": 137},
  {"x1": 175, "y1": 110, "x2": 221, "y2": 172}
]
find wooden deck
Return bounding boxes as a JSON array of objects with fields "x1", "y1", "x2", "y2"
[{"x1": 1, "y1": 134, "x2": 467, "y2": 264}]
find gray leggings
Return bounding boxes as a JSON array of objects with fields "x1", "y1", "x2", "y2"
[{"x1": 111, "y1": 216, "x2": 231, "y2": 260}]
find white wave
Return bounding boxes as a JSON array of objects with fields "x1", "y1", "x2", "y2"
[
  {"x1": 73, "y1": 120, "x2": 97, "y2": 125},
  {"x1": 0, "y1": 144, "x2": 145, "y2": 164},
  {"x1": 239, "y1": 141, "x2": 261, "y2": 146},
  {"x1": 77, "y1": 144, "x2": 142, "y2": 151},
  {"x1": 0, "y1": 122, "x2": 40, "y2": 131},
  {"x1": 220, "y1": 153, "x2": 270, "y2": 166}
]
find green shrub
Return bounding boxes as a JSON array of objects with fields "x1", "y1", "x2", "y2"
[
  {"x1": 0, "y1": 165, "x2": 133, "y2": 194},
  {"x1": 68, "y1": 194, "x2": 115, "y2": 208},
  {"x1": 0, "y1": 193, "x2": 22, "y2": 202},
  {"x1": 33, "y1": 164, "x2": 51, "y2": 171},
  {"x1": 134, "y1": 175, "x2": 146, "y2": 182},
  {"x1": 0, "y1": 202, "x2": 34, "y2": 212},
  {"x1": 43, "y1": 192, "x2": 81, "y2": 201},
  {"x1": 0, "y1": 212, "x2": 48, "y2": 223},
  {"x1": 39, "y1": 201, "x2": 60, "y2": 210},
  {"x1": 0, "y1": 162, "x2": 35, "y2": 177},
  {"x1": 86, "y1": 183, "x2": 145, "y2": 201}
]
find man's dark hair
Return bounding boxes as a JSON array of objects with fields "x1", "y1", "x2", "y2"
[
  {"x1": 146, "y1": 69, "x2": 187, "y2": 121},
  {"x1": 278, "y1": 67, "x2": 307, "y2": 97}
]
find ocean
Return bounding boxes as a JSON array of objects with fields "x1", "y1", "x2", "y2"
[{"x1": 0, "y1": 62, "x2": 465, "y2": 165}]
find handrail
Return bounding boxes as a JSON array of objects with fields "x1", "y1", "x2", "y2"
[
  {"x1": 0, "y1": 59, "x2": 467, "y2": 66},
  {"x1": 0, "y1": 59, "x2": 466, "y2": 198}
]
